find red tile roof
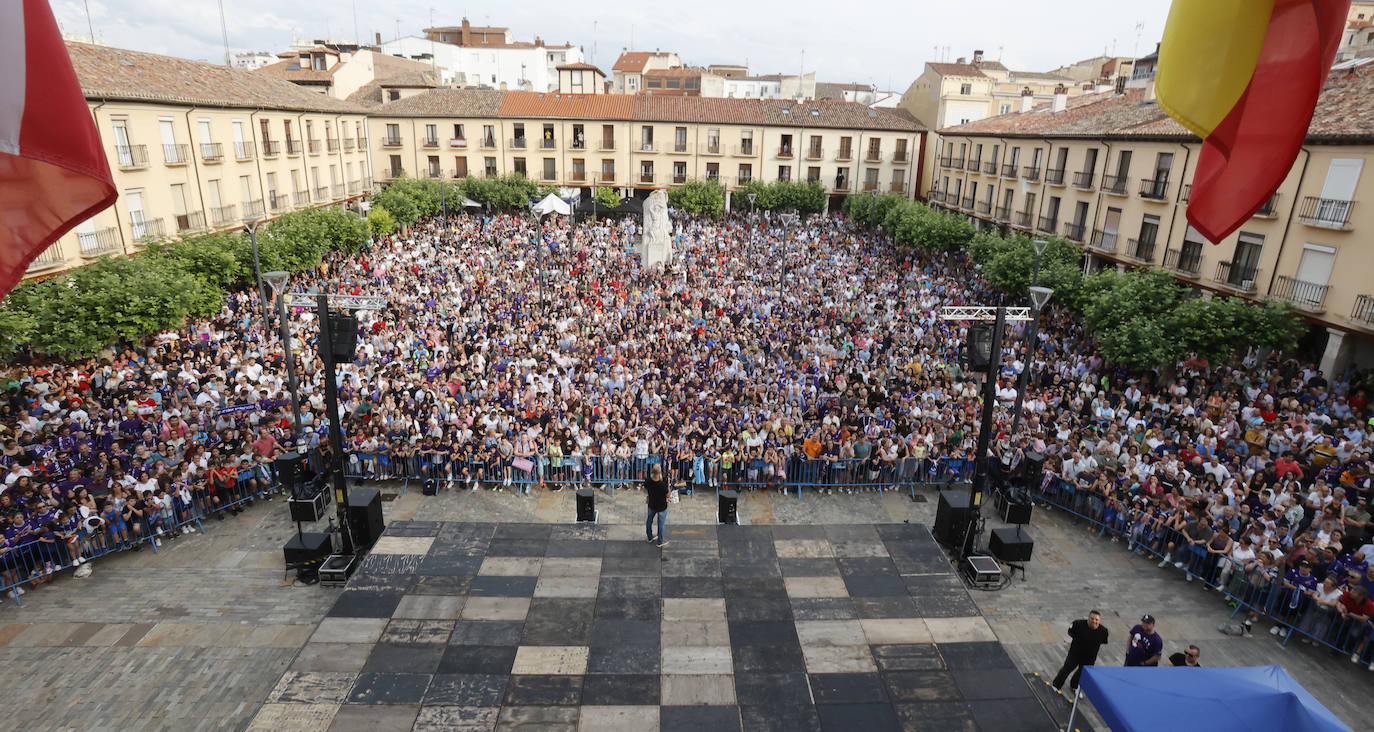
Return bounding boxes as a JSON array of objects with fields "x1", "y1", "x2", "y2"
[
  {"x1": 613, "y1": 51, "x2": 672, "y2": 73},
  {"x1": 556, "y1": 62, "x2": 605, "y2": 73},
  {"x1": 926, "y1": 63, "x2": 988, "y2": 79}
]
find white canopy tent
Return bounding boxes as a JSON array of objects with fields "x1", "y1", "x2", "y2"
[{"x1": 532, "y1": 193, "x2": 571, "y2": 216}]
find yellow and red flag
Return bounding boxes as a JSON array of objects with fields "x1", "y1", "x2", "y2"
[{"x1": 1157, "y1": 0, "x2": 1349, "y2": 243}]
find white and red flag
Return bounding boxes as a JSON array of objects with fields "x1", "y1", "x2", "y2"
[{"x1": 0, "y1": 0, "x2": 116, "y2": 298}]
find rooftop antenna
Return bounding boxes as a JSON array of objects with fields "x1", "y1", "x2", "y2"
[
  {"x1": 395, "y1": 18, "x2": 401, "y2": 42},
  {"x1": 216, "y1": 0, "x2": 229, "y2": 65},
  {"x1": 997, "y1": 45, "x2": 1004, "y2": 62},
  {"x1": 82, "y1": 0, "x2": 96, "y2": 44},
  {"x1": 630, "y1": 23, "x2": 634, "y2": 51},
  {"x1": 429, "y1": 8, "x2": 437, "y2": 71},
  {"x1": 592, "y1": 20, "x2": 597, "y2": 68},
  {"x1": 1132, "y1": 20, "x2": 1144, "y2": 57},
  {"x1": 352, "y1": 0, "x2": 359, "y2": 45}
]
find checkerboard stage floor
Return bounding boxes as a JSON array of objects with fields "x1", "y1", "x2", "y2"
[{"x1": 252, "y1": 521, "x2": 1057, "y2": 731}]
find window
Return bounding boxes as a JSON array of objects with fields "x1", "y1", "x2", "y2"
[
  {"x1": 738, "y1": 163, "x2": 752, "y2": 184},
  {"x1": 485, "y1": 157, "x2": 498, "y2": 176},
  {"x1": 572, "y1": 159, "x2": 586, "y2": 180},
  {"x1": 427, "y1": 156, "x2": 440, "y2": 177},
  {"x1": 542, "y1": 158, "x2": 556, "y2": 181},
  {"x1": 647, "y1": 78, "x2": 663, "y2": 89},
  {"x1": 239, "y1": 175, "x2": 253, "y2": 204},
  {"x1": 424, "y1": 124, "x2": 438, "y2": 145},
  {"x1": 601, "y1": 159, "x2": 615, "y2": 180},
  {"x1": 572, "y1": 125, "x2": 585, "y2": 149},
  {"x1": 778, "y1": 165, "x2": 791, "y2": 182},
  {"x1": 707, "y1": 128, "x2": 720, "y2": 153},
  {"x1": 809, "y1": 135, "x2": 822, "y2": 157},
  {"x1": 960, "y1": 83, "x2": 972, "y2": 95},
  {"x1": 112, "y1": 119, "x2": 134, "y2": 166},
  {"x1": 601, "y1": 125, "x2": 615, "y2": 149},
  {"x1": 868, "y1": 138, "x2": 882, "y2": 160},
  {"x1": 667, "y1": 79, "x2": 680, "y2": 90},
  {"x1": 807, "y1": 166, "x2": 820, "y2": 183},
  {"x1": 542, "y1": 124, "x2": 554, "y2": 148},
  {"x1": 839, "y1": 136, "x2": 852, "y2": 158},
  {"x1": 1229, "y1": 233, "x2": 1264, "y2": 285},
  {"x1": 513, "y1": 158, "x2": 527, "y2": 176},
  {"x1": 640, "y1": 160, "x2": 653, "y2": 182},
  {"x1": 513, "y1": 123, "x2": 526, "y2": 146},
  {"x1": 892, "y1": 169, "x2": 904, "y2": 187},
  {"x1": 672, "y1": 161, "x2": 686, "y2": 182},
  {"x1": 674, "y1": 127, "x2": 687, "y2": 152},
  {"x1": 453, "y1": 123, "x2": 465, "y2": 140},
  {"x1": 453, "y1": 157, "x2": 468, "y2": 178},
  {"x1": 388, "y1": 90, "x2": 400, "y2": 101},
  {"x1": 385, "y1": 123, "x2": 400, "y2": 144},
  {"x1": 1000, "y1": 104, "x2": 1011, "y2": 115},
  {"x1": 740, "y1": 131, "x2": 753, "y2": 155},
  {"x1": 706, "y1": 162, "x2": 720, "y2": 181},
  {"x1": 483, "y1": 125, "x2": 496, "y2": 147},
  {"x1": 641, "y1": 125, "x2": 654, "y2": 151},
  {"x1": 835, "y1": 167, "x2": 850, "y2": 189},
  {"x1": 685, "y1": 78, "x2": 700, "y2": 90}
]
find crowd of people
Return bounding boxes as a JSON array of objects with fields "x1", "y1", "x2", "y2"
[{"x1": 0, "y1": 206, "x2": 1370, "y2": 680}]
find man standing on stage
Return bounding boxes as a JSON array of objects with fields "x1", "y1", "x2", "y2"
[
  {"x1": 1124, "y1": 614, "x2": 1163, "y2": 667},
  {"x1": 645, "y1": 463, "x2": 670, "y2": 547},
  {"x1": 1052, "y1": 609, "x2": 1110, "y2": 692}
]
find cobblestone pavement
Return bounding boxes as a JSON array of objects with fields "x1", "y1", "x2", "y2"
[{"x1": 0, "y1": 483, "x2": 1363, "y2": 730}]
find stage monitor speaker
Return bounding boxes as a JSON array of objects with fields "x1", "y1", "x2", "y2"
[
  {"x1": 576, "y1": 488, "x2": 596, "y2": 522},
  {"x1": 288, "y1": 490, "x2": 329, "y2": 523},
  {"x1": 328, "y1": 312, "x2": 359, "y2": 363},
  {"x1": 718, "y1": 490, "x2": 739, "y2": 525},
  {"x1": 1001, "y1": 497, "x2": 1033, "y2": 525},
  {"x1": 934, "y1": 490, "x2": 973, "y2": 551},
  {"x1": 283, "y1": 532, "x2": 331, "y2": 576},
  {"x1": 275, "y1": 452, "x2": 306, "y2": 489},
  {"x1": 990, "y1": 526, "x2": 1034, "y2": 563},
  {"x1": 347, "y1": 488, "x2": 385, "y2": 551}
]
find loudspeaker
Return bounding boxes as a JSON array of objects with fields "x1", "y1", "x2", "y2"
[
  {"x1": 718, "y1": 490, "x2": 738, "y2": 525},
  {"x1": 422, "y1": 478, "x2": 438, "y2": 496},
  {"x1": 990, "y1": 526, "x2": 1034, "y2": 563},
  {"x1": 275, "y1": 452, "x2": 306, "y2": 489},
  {"x1": 1001, "y1": 497, "x2": 1032, "y2": 525},
  {"x1": 288, "y1": 489, "x2": 329, "y2": 522},
  {"x1": 347, "y1": 488, "x2": 385, "y2": 551},
  {"x1": 934, "y1": 490, "x2": 973, "y2": 551},
  {"x1": 328, "y1": 312, "x2": 359, "y2": 363},
  {"x1": 283, "y1": 531, "x2": 331, "y2": 575},
  {"x1": 966, "y1": 325, "x2": 994, "y2": 371},
  {"x1": 576, "y1": 488, "x2": 596, "y2": 522}
]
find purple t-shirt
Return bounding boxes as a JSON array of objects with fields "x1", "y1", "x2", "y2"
[{"x1": 1124, "y1": 624, "x2": 1162, "y2": 665}]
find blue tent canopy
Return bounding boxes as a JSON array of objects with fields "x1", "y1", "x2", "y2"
[{"x1": 1077, "y1": 665, "x2": 1351, "y2": 732}]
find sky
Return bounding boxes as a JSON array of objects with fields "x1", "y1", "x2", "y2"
[{"x1": 53, "y1": 0, "x2": 1174, "y2": 90}]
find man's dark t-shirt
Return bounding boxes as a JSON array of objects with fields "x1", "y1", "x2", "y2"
[
  {"x1": 1168, "y1": 652, "x2": 1201, "y2": 667},
  {"x1": 646, "y1": 476, "x2": 670, "y2": 512},
  {"x1": 1067, "y1": 619, "x2": 1110, "y2": 664}
]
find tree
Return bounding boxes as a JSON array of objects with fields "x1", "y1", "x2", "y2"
[
  {"x1": 668, "y1": 179, "x2": 725, "y2": 219},
  {"x1": 1080, "y1": 269, "x2": 1188, "y2": 369},
  {"x1": 978, "y1": 233, "x2": 1085, "y2": 309},
  {"x1": 595, "y1": 187, "x2": 622, "y2": 209},
  {"x1": 144, "y1": 231, "x2": 247, "y2": 292},
  {"x1": 372, "y1": 184, "x2": 420, "y2": 228},
  {"x1": 368, "y1": 206, "x2": 396, "y2": 238},
  {"x1": 843, "y1": 194, "x2": 874, "y2": 224}
]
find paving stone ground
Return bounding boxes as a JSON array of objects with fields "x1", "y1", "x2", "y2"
[{"x1": 0, "y1": 483, "x2": 1363, "y2": 730}]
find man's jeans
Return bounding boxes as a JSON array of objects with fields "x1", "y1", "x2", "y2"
[{"x1": 646, "y1": 507, "x2": 667, "y2": 545}]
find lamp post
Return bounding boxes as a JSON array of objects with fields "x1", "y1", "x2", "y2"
[
  {"x1": 747, "y1": 192, "x2": 757, "y2": 217},
  {"x1": 1010, "y1": 238, "x2": 1051, "y2": 435},
  {"x1": 262, "y1": 270, "x2": 304, "y2": 437},
  {"x1": 244, "y1": 218, "x2": 272, "y2": 345}
]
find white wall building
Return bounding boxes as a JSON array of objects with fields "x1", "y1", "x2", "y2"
[
  {"x1": 231, "y1": 51, "x2": 275, "y2": 70},
  {"x1": 381, "y1": 36, "x2": 581, "y2": 91}
]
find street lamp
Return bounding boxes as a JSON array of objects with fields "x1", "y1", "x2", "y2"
[
  {"x1": 244, "y1": 218, "x2": 272, "y2": 346},
  {"x1": 1010, "y1": 283, "x2": 1055, "y2": 434},
  {"x1": 747, "y1": 192, "x2": 757, "y2": 216},
  {"x1": 262, "y1": 270, "x2": 304, "y2": 437}
]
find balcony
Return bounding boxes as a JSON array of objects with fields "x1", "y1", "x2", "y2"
[
  {"x1": 316, "y1": 186, "x2": 330, "y2": 199},
  {"x1": 892, "y1": 182, "x2": 907, "y2": 193},
  {"x1": 234, "y1": 141, "x2": 256, "y2": 160},
  {"x1": 1351, "y1": 294, "x2": 1374, "y2": 328},
  {"x1": 175, "y1": 211, "x2": 206, "y2": 233},
  {"x1": 777, "y1": 146, "x2": 794, "y2": 159},
  {"x1": 423, "y1": 137, "x2": 441, "y2": 149},
  {"x1": 926, "y1": 188, "x2": 940, "y2": 201},
  {"x1": 734, "y1": 143, "x2": 757, "y2": 157},
  {"x1": 672, "y1": 143, "x2": 689, "y2": 154},
  {"x1": 1254, "y1": 193, "x2": 1280, "y2": 218},
  {"x1": 960, "y1": 195, "x2": 974, "y2": 208},
  {"x1": 1063, "y1": 222, "x2": 1086, "y2": 241},
  {"x1": 806, "y1": 147, "x2": 824, "y2": 161},
  {"x1": 1296, "y1": 196, "x2": 1354, "y2": 229},
  {"x1": 1163, "y1": 247, "x2": 1202, "y2": 276},
  {"x1": 200, "y1": 142, "x2": 223, "y2": 163},
  {"x1": 243, "y1": 199, "x2": 265, "y2": 218},
  {"x1": 1181, "y1": 184, "x2": 1191, "y2": 202},
  {"x1": 1001, "y1": 163, "x2": 1018, "y2": 179},
  {"x1": 382, "y1": 136, "x2": 403, "y2": 148},
  {"x1": 1138, "y1": 178, "x2": 1170, "y2": 201},
  {"x1": 425, "y1": 169, "x2": 442, "y2": 179},
  {"x1": 1045, "y1": 168, "x2": 1066, "y2": 186},
  {"x1": 599, "y1": 139, "x2": 617, "y2": 152},
  {"x1": 349, "y1": 180, "x2": 365, "y2": 194},
  {"x1": 938, "y1": 155, "x2": 953, "y2": 167},
  {"x1": 1036, "y1": 216, "x2": 1057, "y2": 234},
  {"x1": 949, "y1": 156, "x2": 964, "y2": 169},
  {"x1": 285, "y1": 139, "x2": 302, "y2": 156},
  {"x1": 77, "y1": 227, "x2": 121, "y2": 257},
  {"x1": 341, "y1": 138, "x2": 356, "y2": 152},
  {"x1": 569, "y1": 171, "x2": 587, "y2": 182},
  {"x1": 480, "y1": 137, "x2": 498, "y2": 149},
  {"x1": 976, "y1": 199, "x2": 992, "y2": 215},
  {"x1": 894, "y1": 151, "x2": 910, "y2": 164},
  {"x1": 639, "y1": 142, "x2": 658, "y2": 153},
  {"x1": 307, "y1": 138, "x2": 322, "y2": 154},
  {"x1": 510, "y1": 137, "x2": 528, "y2": 149},
  {"x1": 1101, "y1": 174, "x2": 1128, "y2": 195},
  {"x1": 262, "y1": 140, "x2": 280, "y2": 157},
  {"x1": 132, "y1": 217, "x2": 166, "y2": 242},
  {"x1": 833, "y1": 178, "x2": 851, "y2": 192},
  {"x1": 332, "y1": 183, "x2": 345, "y2": 198},
  {"x1": 1072, "y1": 171, "x2": 1095, "y2": 190},
  {"x1": 1214, "y1": 260, "x2": 1261, "y2": 292},
  {"x1": 268, "y1": 194, "x2": 289, "y2": 212},
  {"x1": 640, "y1": 173, "x2": 656, "y2": 185},
  {"x1": 835, "y1": 148, "x2": 853, "y2": 162},
  {"x1": 386, "y1": 168, "x2": 405, "y2": 180},
  {"x1": 737, "y1": 175, "x2": 754, "y2": 186},
  {"x1": 862, "y1": 181, "x2": 879, "y2": 192},
  {"x1": 994, "y1": 205, "x2": 1011, "y2": 221},
  {"x1": 362, "y1": 176, "x2": 372, "y2": 190},
  {"x1": 115, "y1": 144, "x2": 149, "y2": 170},
  {"x1": 293, "y1": 191, "x2": 311, "y2": 206},
  {"x1": 209, "y1": 204, "x2": 237, "y2": 227},
  {"x1": 1125, "y1": 237, "x2": 1157, "y2": 263},
  {"x1": 1271, "y1": 275, "x2": 1329, "y2": 312},
  {"x1": 1012, "y1": 211, "x2": 1033, "y2": 229},
  {"x1": 965, "y1": 158, "x2": 980, "y2": 172},
  {"x1": 541, "y1": 138, "x2": 557, "y2": 150},
  {"x1": 867, "y1": 150, "x2": 884, "y2": 163},
  {"x1": 600, "y1": 171, "x2": 616, "y2": 183},
  {"x1": 1022, "y1": 166, "x2": 1041, "y2": 182},
  {"x1": 327, "y1": 138, "x2": 340, "y2": 152},
  {"x1": 1089, "y1": 229, "x2": 1118, "y2": 253},
  {"x1": 672, "y1": 174, "x2": 688, "y2": 184},
  {"x1": 163, "y1": 143, "x2": 190, "y2": 166},
  {"x1": 26, "y1": 245, "x2": 65, "y2": 271}
]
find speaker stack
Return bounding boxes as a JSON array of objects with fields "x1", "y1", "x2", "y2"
[
  {"x1": 575, "y1": 488, "x2": 597, "y2": 523},
  {"x1": 934, "y1": 490, "x2": 973, "y2": 555},
  {"x1": 327, "y1": 312, "x2": 359, "y2": 362},
  {"x1": 347, "y1": 488, "x2": 385, "y2": 552},
  {"x1": 990, "y1": 526, "x2": 1034, "y2": 563},
  {"x1": 718, "y1": 490, "x2": 739, "y2": 525}
]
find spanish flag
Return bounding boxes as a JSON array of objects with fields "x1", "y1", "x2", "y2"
[{"x1": 1157, "y1": 0, "x2": 1348, "y2": 243}]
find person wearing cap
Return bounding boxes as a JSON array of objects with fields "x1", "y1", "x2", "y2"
[
  {"x1": 1274, "y1": 559, "x2": 1320, "y2": 639},
  {"x1": 1124, "y1": 614, "x2": 1163, "y2": 667},
  {"x1": 1051, "y1": 609, "x2": 1110, "y2": 692}
]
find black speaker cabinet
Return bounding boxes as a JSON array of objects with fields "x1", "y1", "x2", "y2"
[
  {"x1": 718, "y1": 490, "x2": 739, "y2": 525},
  {"x1": 283, "y1": 531, "x2": 331, "y2": 571},
  {"x1": 935, "y1": 490, "x2": 973, "y2": 550},
  {"x1": 347, "y1": 488, "x2": 385, "y2": 551},
  {"x1": 1001, "y1": 497, "x2": 1033, "y2": 525},
  {"x1": 990, "y1": 526, "x2": 1034, "y2": 563},
  {"x1": 275, "y1": 451, "x2": 306, "y2": 489},
  {"x1": 288, "y1": 490, "x2": 329, "y2": 523},
  {"x1": 576, "y1": 488, "x2": 596, "y2": 522},
  {"x1": 328, "y1": 312, "x2": 359, "y2": 363}
]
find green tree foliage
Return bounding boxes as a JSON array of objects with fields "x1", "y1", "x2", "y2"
[
  {"x1": 668, "y1": 179, "x2": 725, "y2": 219},
  {"x1": 368, "y1": 206, "x2": 396, "y2": 238},
  {"x1": 457, "y1": 174, "x2": 542, "y2": 211},
  {"x1": 739, "y1": 180, "x2": 828, "y2": 214},
  {"x1": 976, "y1": 233, "x2": 1085, "y2": 310},
  {"x1": 595, "y1": 187, "x2": 622, "y2": 209}
]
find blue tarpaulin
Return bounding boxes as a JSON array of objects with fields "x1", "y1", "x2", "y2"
[{"x1": 1077, "y1": 665, "x2": 1351, "y2": 732}]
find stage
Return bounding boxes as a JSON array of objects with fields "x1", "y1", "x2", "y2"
[{"x1": 255, "y1": 521, "x2": 1057, "y2": 731}]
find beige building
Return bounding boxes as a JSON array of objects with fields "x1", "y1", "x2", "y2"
[
  {"x1": 25, "y1": 43, "x2": 374, "y2": 279},
  {"x1": 365, "y1": 90, "x2": 924, "y2": 205},
  {"x1": 932, "y1": 72, "x2": 1374, "y2": 372},
  {"x1": 611, "y1": 51, "x2": 682, "y2": 94},
  {"x1": 257, "y1": 47, "x2": 437, "y2": 100}
]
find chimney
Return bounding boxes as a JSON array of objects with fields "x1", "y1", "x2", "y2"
[
  {"x1": 972, "y1": 49, "x2": 984, "y2": 64},
  {"x1": 1114, "y1": 75, "x2": 1127, "y2": 95},
  {"x1": 1019, "y1": 86, "x2": 1034, "y2": 113},
  {"x1": 375, "y1": 31, "x2": 382, "y2": 46},
  {"x1": 956, "y1": 56, "x2": 966, "y2": 65},
  {"x1": 461, "y1": 18, "x2": 472, "y2": 46},
  {"x1": 535, "y1": 37, "x2": 544, "y2": 47},
  {"x1": 1052, "y1": 84, "x2": 1068, "y2": 113}
]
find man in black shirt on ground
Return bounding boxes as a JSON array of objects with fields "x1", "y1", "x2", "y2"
[
  {"x1": 1052, "y1": 609, "x2": 1110, "y2": 692},
  {"x1": 645, "y1": 463, "x2": 670, "y2": 547}
]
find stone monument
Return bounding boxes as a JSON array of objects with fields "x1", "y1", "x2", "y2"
[{"x1": 642, "y1": 189, "x2": 672, "y2": 268}]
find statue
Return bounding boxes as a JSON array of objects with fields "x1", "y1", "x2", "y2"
[{"x1": 642, "y1": 189, "x2": 671, "y2": 268}]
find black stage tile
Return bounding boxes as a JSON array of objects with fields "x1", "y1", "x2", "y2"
[
  {"x1": 731, "y1": 643, "x2": 807, "y2": 674},
  {"x1": 417, "y1": 554, "x2": 484, "y2": 576},
  {"x1": 601, "y1": 555, "x2": 663, "y2": 577},
  {"x1": 493, "y1": 524, "x2": 552, "y2": 541},
  {"x1": 546, "y1": 539, "x2": 606, "y2": 557},
  {"x1": 969, "y1": 697, "x2": 1058, "y2": 732},
  {"x1": 722, "y1": 576, "x2": 786, "y2": 597},
  {"x1": 769, "y1": 525, "x2": 829, "y2": 540},
  {"x1": 734, "y1": 671, "x2": 812, "y2": 707},
  {"x1": 823, "y1": 525, "x2": 881, "y2": 542},
  {"x1": 503, "y1": 674, "x2": 583, "y2": 706},
  {"x1": 836, "y1": 557, "x2": 900, "y2": 577},
  {"x1": 661, "y1": 575, "x2": 724, "y2": 598},
  {"x1": 447, "y1": 620, "x2": 524, "y2": 647},
  {"x1": 739, "y1": 701, "x2": 823, "y2": 732},
  {"x1": 952, "y1": 668, "x2": 1036, "y2": 700},
  {"x1": 586, "y1": 643, "x2": 660, "y2": 674},
  {"x1": 816, "y1": 702, "x2": 901, "y2": 732},
  {"x1": 523, "y1": 598, "x2": 596, "y2": 646},
  {"x1": 580, "y1": 673, "x2": 660, "y2": 705},
  {"x1": 728, "y1": 620, "x2": 800, "y2": 647},
  {"x1": 603, "y1": 540, "x2": 653, "y2": 557},
  {"x1": 660, "y1": 705, "x2": 742, "y2": 732},
  {"x1": 422, "y1": 673, "x2": 507, "y2": 706},
  {"x1": 597, "y1": 576, "x2": 661, "y2": 598},
  {"x1": 719, "y1": 559, "x2": 782, "y2": 579},
  {"x1": 719, "y1": 543, "x2": 777, "y2": 563},
  {"x1": 841, "y1": 573, "x2": 909, "y2": 597},
  {"x1": 660, "y1": 557, "x2": 722, "y2": 578},
  {"x1": 939, "y1": 641, "x2": 1017, "y2": 671},
  {"x1": 725, "y1": 596, "x2": 794, "y2": 622},
  {"x1": 889, "y1": 550, "x2": 954, "y2": 575},
  {"x1": 469, "y1": 575, "x2": 538, "y2": 597},
  {"x1": 873, "y1": 524, "x2": 924, "y2": 543},
  {"x1": 914, "y1": 593, "x2": 982, "y2": 619},
  {"x1": 791, "y1": 598, "x2": 858, "y2": 621},
  {"x1": 853, "y1": 596, "x2": 919, "y2": 619},
  {"x1": 589, "y1": 618, "x2": 659, "y2": 648},
  {"x1": 326, "y1": 589, "x2": 405, "y2": 618},
  {"x1": 412, "y1": 574, "x2": 474, "y2": 596},
  {"x1": 356, "y1": 554, "x2": 425, "y2": 577},
  {"x1": 901, "y1": 573, "x2": 968, "y2": 595},
  {"x1": 345, "y1": 672, "x2": 431, "y2": 705},
  {"x1": 593, "y1": 596, "x2": 661, "y2": 621},
  {"x1": 345, "y1": 573, "x2": 417, "y2": 594},
  {"x1": 485, "y1": 538, "x2": 547, "y2": 557},
  {"x1": 809, "y1": 673, "x2": 889, "y2": 704},
  {"x1": 881, "y1": 670, "x2": 960, "y2": 703},
  {"x1": 548, "y1": 523, "x2": 608, "y2": 541},
  {"x1": 386, "y1": 520, "x2": 443, "y2": 537},
  {"x1": 363, "y1": 643, "x2": 444, "y2": 675},
  {"x1": 871, "y1": 644, "x2": 946, "y2": 672},
  {"x1": 894, "y1": 701, "x2": 978, "y2": 732},
  {"x1": 435, "y1": 645, "x2": 518, "y2": 675},
  {"x1": 778, "y1": 558, "x2": 842, "y2": 577}
]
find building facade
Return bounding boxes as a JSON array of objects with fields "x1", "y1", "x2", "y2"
[
  {"x1": 932, "y1": 73, "x2": 1374, "y2": 372},
  {"x1": 365, "y1": 90, "x2": 923, "y2": 206},
  {"x1": 382, "y1": 20, "x2": 581, "y2": 92},
  {"x1": 26, "y1": 43, "x2": 374, "y2": 280}
]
